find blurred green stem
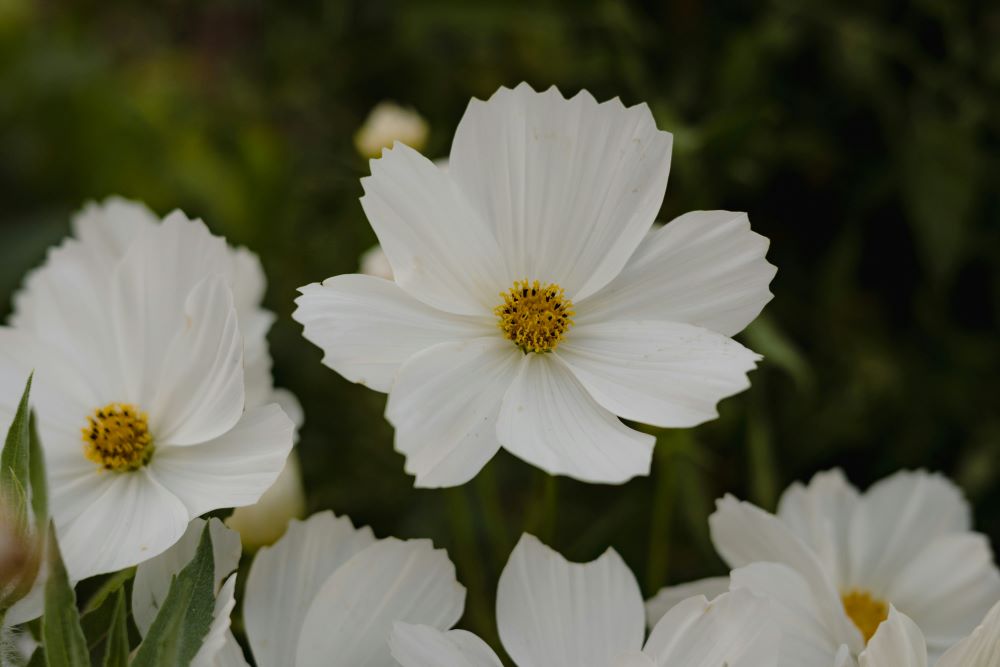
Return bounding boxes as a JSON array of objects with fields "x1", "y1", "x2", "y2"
[
  {"x1": 646, "y1": 431, "x2": 684, "y2": 592},
  {"x1": 446, "y1": 488, "x2": 498, "y2": 646},
  {"x1": 748, "y1": 384, "x2": 778, "y2": 509},
  {"x1": 474, "y1": 464, "x2": 510, "y2": 568}
]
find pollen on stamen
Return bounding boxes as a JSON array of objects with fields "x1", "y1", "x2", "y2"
[
  {"x1": 494, "y1": 279, "x2": 575, "y2": 353},
  {"x1": 82, "y1": 403, "x2": 154, "y2": 472},
  {"x1": 841, "y1": 590, "x2": 889, "y2": 644}
]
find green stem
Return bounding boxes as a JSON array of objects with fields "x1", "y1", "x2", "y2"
[
  {"x1": 446, "y1": 488, "x2": 499, "y2": 647},
  {"x1": 646, "y1": 432, "x2": 677, "y2": 592},
  {"x1": 474, "y1": 464, "x2": 510, "y2": 569}
]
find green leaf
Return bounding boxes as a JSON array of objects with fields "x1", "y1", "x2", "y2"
[
  {"x1": 42, "y1": 523, "x2": 89, "y2": 667},
  {"x1": 131, "y1": 524, "x2": 216, "y2": 667},
  {"x1": 1, "y1": 374, "x2": 33, "y2": 531},
  {"x1": 28, "y1": 410, "x2": 48, "y2": 531},
  {"x1": 101, "y1": 588, "x2": 130, "y2": 667},
  {"x1": 83, "y1": 567, "x2": 136, "y2": 615}
]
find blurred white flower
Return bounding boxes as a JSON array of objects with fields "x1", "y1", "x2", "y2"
[
  {"x1": 296, "y1": 83, "x2": 774, "y2": 487},
  {"x1": 649, "y1": 469, "x2": 1000, "y2": 666},
  {"x1": 0, "y1": 210, "x2": 294, "y2": 587},
  {"x1": 226, "y1": 448, "x2": 306, "y2": 551},
  {"x1": 354, "y1": 101, "x2": 430, "y2": 159},
  {"x1": 133, "y1": 518, "x2": 244, "y2": 667},
  {"x1": 359, "y1": 243, "x2": 394, "y2": 280},
  {"x1": 390, "y1": 533, "x2": 779, "y2": 667},
  {"x1": 240, "y1": 511, "x2": 464, "y2": 667}
]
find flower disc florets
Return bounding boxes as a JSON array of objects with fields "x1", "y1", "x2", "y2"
[
  {"x1": 495, "y1": 280, "x2": 575, "y2": 353},
  {"x1": 82, "y1": 403, "x2": 154, "y2": 472}
]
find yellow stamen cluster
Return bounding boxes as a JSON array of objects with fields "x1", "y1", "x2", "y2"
[
  {"x1": 82, "y1": 403, "x2": 154, "y2": 472},
  {"x1": 841, "y1": 590, "x2": 889, "y2": 644},
  {"x1": 495, "y1": 280, "x2": 575, "y2": 353}
]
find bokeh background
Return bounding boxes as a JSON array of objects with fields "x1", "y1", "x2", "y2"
[{"x1": 2, "y1": 0, "x2": 998, "y2": 655}]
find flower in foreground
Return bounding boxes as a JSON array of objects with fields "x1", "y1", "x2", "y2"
[
  {"x1": 133, "y1": 518, "x2": 245, "y2": 666},
  {"x1": 0, "y1": 211, "x2": 294, "y2": 592},
  {"x1": 390, "y1": 533, "x2": 778, "y2": 667},
  {"x1": 295, "y1": 83, "x2": 775, "y2": 487},
  {"x1": 238, "y1": 511, "x2": 464, "y2": 667},
  {"x1": 648, "y1": 469, "x2": 1000, "y2": 665}
]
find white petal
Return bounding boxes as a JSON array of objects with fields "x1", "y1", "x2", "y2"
[
  {"x1": 360, "y1": 143, "x2": 507, "y2": 315},
  {"x1": 148, "y1": 274, "x2": 245, "y2": 446},
  {"x1": 776, "y1": 469, "x2": 860, "y2": 590},
  {"x1": 858, "y1": 607, "x2": 926, "y2": 667},
  {"x1": 847, "y1": 470, "x2": 971, "y2": 593},
  {"x1": 215, "y1": 634, "x2": 251, "y2": 667},
  {"x1": 496, "y1": 354, "x2": 654, "y2": 484},
  {"x1": 729, "y1": 563, "x2": 850, "y2": 667},
  {"x1": 833, "y1": 645, "x2": 857, "y2": 667},
  {"x1": 710, "y1": 496, "x2": 863, "y2": 653},
  {"x1": 614, "y1": 653, "x2": 656, "y2": 667},
  {"x1": 294, "y1": 275, "x2": 490, "y2": 393},
  {"x1": 70, "y1": 196, "x2": 154, "y2": 258},
  {"x1": 54, "y1": 469, "x2": 189, "y2": 580},
  {"x1": 577, "y1": 211, "x2": 775, "y2": 335},
  {"x1": 496, "y1": 534, "x2": 644, "y2": 667},
  {"x1": 642, "y1": 589, "x2": 779, "y2": 667},
  {"x1": 386, "y1": 339, "x2": 520, "y2": 488},
  {"x1": 225, "y1": 448, "x2": 306, "y2": 551},
  {"x1": 191, "y1": 574, "x2": 239, "y2": 667},
  {"x1": 296, "y1": 538, "x2": 465, "y2": 667},
  {"x1": 149, "y1": 404, "x2": 294, "y2": 518},
  {"x1": 937, "y1": 600, "x2": 1000, "y2": 667},
  {"x1": 882, "y1": 533, "x2": 1000, "y2": 657},
  {"x1": 449, "y1": 83, "x2": 673, "y2": 300},
  {"x1": 390, "y1": 623, "x2": 502, "y2": 667},
  {"x1": 132, "y1": 518, "x2": 242, "y2": 636},
  {"x1": 243, "y1": 512, "x2": 377, "y2": 667},
  {"x1": 645, "y1": 576, "x2": 731, "y2": 629},
  {"x1": 558, "y1": 320, "x2": 760, "y2": 428}
]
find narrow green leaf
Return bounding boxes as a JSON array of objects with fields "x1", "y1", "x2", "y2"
[
  {"x1": 28, "y1": 410, "x2": 48, "y2": 531},
  {"x1": 42, "y1": 523, "x2": 89, "y2": 667},
  {"x1": 131, "y1": 524, "x2": 216, "y2": 667},
  {"x1": 101, "y1": 588, "x2": 130, "y2": 667},
  {"x1": 1, "y1": 374, "x2": 34, "y2": 531},
  {"x1": 83, "y1": 567, "x2": 136, "y2": 615}
]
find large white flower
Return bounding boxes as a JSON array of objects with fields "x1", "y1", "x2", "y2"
[
  {"x1": 840, "y1": 600, "x2": 1000, "y2": 667},
  {"x1": 390, "y1": 533, "x2": 779, "y2": 667},
  {"x1": 0, "y1": 212, "x2": 294, "y2": 592},
  {"x1": 648, "y1": 469, "x2": 1000, "y2": 666},
  {"x1": 295, "y1": 83, "x2": 775, "y2": 487},
  {"x1": 238, "y1": 511, "x2": 465, "y2": 667}
]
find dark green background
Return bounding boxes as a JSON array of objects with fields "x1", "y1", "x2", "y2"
[{"x1": 2, "y1": 0, "x2": 998, "y2": 655}]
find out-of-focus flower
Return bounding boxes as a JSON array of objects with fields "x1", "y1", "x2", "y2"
[
  {"x1": 649, "y1": 469, "x2": 1000, "y2": 666},
  {"x1": 359, "y1": 244, "x2": 394, "y2": 281},
  {"x1": 226, "y1": 448, "x2": 306, "y2": 551},
  {"x1": 133, "y1": 518, "x2": 243, "y2": 667},
  {"x1": 354, "y1": 102, "x2": 430, "y2": 159},
  {"x1": 390, "y1": 533, "x2": 778, "y2": 667},
  {"x1": 0, "y1": 209, "x2": 294, "y2": 585},
  {"x1": 296, "y1": 83, "x2": 774, "y2": 487},
  {"x1": 239, "y1": 511, "x2": 464, "y2": 667}
]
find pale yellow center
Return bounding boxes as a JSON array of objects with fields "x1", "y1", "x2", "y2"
[
  {"x1": 842, "y1": 590, "x2": 889, "y2": 643},
  {"x1": 82, "y1": 403, "x2": 154, "y2": 472},
  {"x1": 495, "y1": 280, "x2": 575, "y2": 353}
]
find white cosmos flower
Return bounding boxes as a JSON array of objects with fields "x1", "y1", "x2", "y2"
[
  {"x1": 0, "y1": 211, "x2": 294, "y2": 598},
  {"x1": 225, "y1": 447, "x2": 306, "y2": 551},
  {"x1": 238, "y1": 510, "x2": 465, "y2": 667},
  {"x1": 295, "y1": 83, "x2": 775, "y2": 487},
  {"x1": 133, "y1": 518, "x2": 244, "y2": 667},
  {"x1": 647, "y1": 469, "x2": 1000, "y2": 666},
  {"x1": 390, "y1": 533, "x2": 779, "y2": 667}
]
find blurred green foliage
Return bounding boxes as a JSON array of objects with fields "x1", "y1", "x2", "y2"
[{"x1": 1, "y1": 0, "x2": 998, "y2": 657}]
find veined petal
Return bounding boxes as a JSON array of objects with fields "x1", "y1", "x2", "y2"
[
  {"x1": 645, "y1": 576, "x2": 731, "y2": 629},
  {"x1": 449, "y1": 83, "x2": 672, "y2": 300},
  {"x1": 558, "y1": 320, "x2": 760, "y2": 428},
  {"x1": 149, "y1": 404, "x2": 294, "y2": 517},
  {"x1": 70, "y1": 196, "x2": 154, "y2": 258},
  {"x1": 642, "y1": 590, "x2": 779, "y2": 667},
  {"x1": 614, "y1": 653, "x2": 656, "y2": 667},
  {"x1": 150, "y1": 275, "x2": 245, "y2": 446},
  {"x1": 496, "y1": 354, "x2": 654, "y2": 484},
  {"x1": 244, "y1": 511, "x2": 377, "y2": 667},
  {"x1": 386, "y1": 339, "x2": 520, "y2": 488},
  {"x1": 577, "y1": 211, "x2": 775, "y2": 335},
  {"x1": 936, "y1": 600, "x2": 1000, "y2": 667},
  {"x1": 858, "y1": 607, "x2": 927, "y2": 667},
  {"x1": 360, "y1": 142, "x2": 507, "y2": 315},
  {"x1": 496, "y1": 534, "x2": 644, "y2": 667},
  {"x1": 294, "y1": 275, "x2": 491, "y2": 393},
  {"x1": 54, "y1": 469, "x2": 189, "y2": 580},
  {"x1": 296, "y1": 538, "x2": 465, "y2": 667},
  {"x1": 390, "y1": 624, "x2": 503, "y2": 667},
  {"x1": 132, "y1": 518, "x2": 242, "y2": 635}
]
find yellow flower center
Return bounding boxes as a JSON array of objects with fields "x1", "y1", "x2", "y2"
[
  {"x1": 495, "y1": 280, "x2": 575, "y2": 353},
  {"x1": 82, "y1": 403, "x2": 154, "y2": 472},
  {"x1": 841, "y1": 590, "x2": 889, "y2": 643}
]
